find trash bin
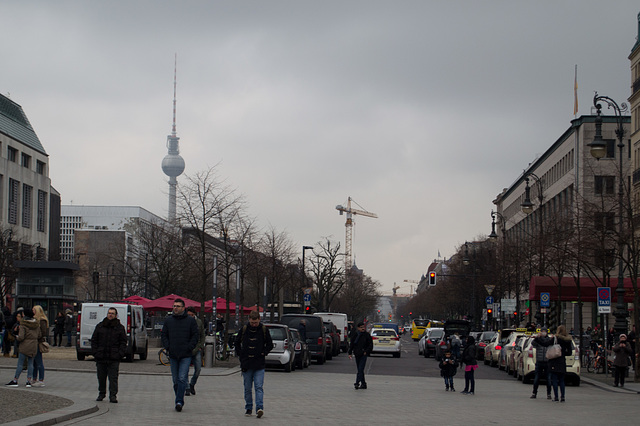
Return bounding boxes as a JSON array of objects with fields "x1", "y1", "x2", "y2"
[{"x1": 204, "y1": 335, "x2": 215, "y2": 368}]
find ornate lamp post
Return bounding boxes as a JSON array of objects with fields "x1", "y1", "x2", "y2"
[
  {"x1": 463, "y1": 242, "x2": 478, "y2": 329},
  {"x1": 588, "y1": 92, "x2": 629, "y2": 339}
]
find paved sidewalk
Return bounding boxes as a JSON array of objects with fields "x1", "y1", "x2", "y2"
[
  {"x1": 2, "y1": 367, "x2": 640, "y2": 425},
  {"x1": 580, "y1": 368, "x2": 640, "y2": 394}
]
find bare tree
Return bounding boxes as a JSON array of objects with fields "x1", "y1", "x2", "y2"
[
  {"x1": 308, "y1": 239, "x2": 344, "y2": 312},
  {"x1": 332, "y1": 271, "x2": 380, "y2": 322}
]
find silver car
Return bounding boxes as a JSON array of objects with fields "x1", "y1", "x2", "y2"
[{"x1": 265, "y1": 324, "x2": 296, "y2": 372}]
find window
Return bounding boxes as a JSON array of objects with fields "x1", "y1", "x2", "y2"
[
  {"x1": 594, "y1": 248, "x2": 616, "y2": 269},
  {"x1": 7, "y1": 146, "x2": 18, "y2": 162},
  {"x1": 595, "y1": 176, "x2": 615, "y2": 195},
  {"x1": 594, "y1": 212, "x2": 615, "y2": 232},
  {"x1": 8, "y1": 178, "x2": 19, "y2": 224},
  {"x1": 21, "y1": 153, "x2": 31, "y2": 169},
  {"x1": 22, "y1": 184, "x2": 32, "y2": 228},
  {"x1": 36, "y1": 160, "x2": 46, "y2": 175},
  {"x1": 604, "y1": 139, "x2": 615, "y2": 158},
  {"x1": 37, "y1": 190, "x2": 47, "y2": 232}
]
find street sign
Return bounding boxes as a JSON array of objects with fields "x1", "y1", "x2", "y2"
[
  {"x1": 501, "y1": 298, "x2": 516, "y2": 313},
  {"x1": 303, "y1": 294, "x2": 311, "y2": 302},
  {"x1": 485, "y1": 296, "x2": 494, "y2": 305},
  {"x1": 540, "y1": 292, "x2": 550, "y2": 307},
  {"x1": 540, "y1": 307, "x2": 548, "y2": 313},
  {"x1": 598, "y1": 287, "x2": 611, "y2": 314},
  {"x1": 484, "y1": 285, "x2": 495, "y2": 295},
  {"x1": 304, "y1": 287, "x2": 313, "y2": 295}
]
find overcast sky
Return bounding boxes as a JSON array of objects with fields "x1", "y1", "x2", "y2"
[{"x1": 2, "y1": 1, "x2": 639, "y2": 295}]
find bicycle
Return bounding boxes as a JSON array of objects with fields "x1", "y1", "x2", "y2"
[
  {"x1": 586, "y1": 345, "x2": 612, "y2": 374},
  {"x1": 215, "y1": 331, "x2": 237, "y2": 361},
  {"x1": 158, "y1": 348, "x2": 170, "y2": 366}
]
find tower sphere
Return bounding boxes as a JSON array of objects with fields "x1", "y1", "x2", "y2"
[{"x1": 162, "y1": 154, "x2": 185, "y2": 177}]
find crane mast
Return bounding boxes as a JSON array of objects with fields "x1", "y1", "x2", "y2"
[{"x1": 335, "y1": 197, "x2": 378, "y2": 270}]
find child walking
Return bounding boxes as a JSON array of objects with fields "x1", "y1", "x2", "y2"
[{"x1": 439, "y1": 350, "x2": 458, "y2": 391}]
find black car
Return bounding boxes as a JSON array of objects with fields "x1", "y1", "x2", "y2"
[
  {"x1": 323, "y1": 322, "x2": 335, "y2": 360},
  {"x1": 435, "y1": 319, "x2": 471, "y2": 361},
  {"x1": 289, "y1": 328, "x2": 311, "y2": 369},
  {"x1": 280, "y1": 314, "x2": 327, "y2": 364}
]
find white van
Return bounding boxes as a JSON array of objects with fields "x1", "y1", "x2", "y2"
[
  {"x1": 315, "y1": 313, "x2": 349, "y2": 352},
  {"x1": 76, "y1": 303, "x2": 148, "y2": 362}
]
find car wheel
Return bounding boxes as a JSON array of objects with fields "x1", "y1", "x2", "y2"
[
  {"x1": 484, "y1": 357, "x2": 490, "y2": 365},
  {"x1": 317, "y1": 355, "x2": 325, "y2": 365},
  {"x1": 291, "y1": 357, "x2": 296, "y2": 371},
  {"x1": 139, "y1": 343, "x2": 148, "y2": 360},
  {"x1": 284, "y1": 360, "x2": 292, "y2": 372},
  {"x1": 326, "y1": 350, "x2": 333, "y2": 360},
  {"x1": 76, "y1": 352, "x2": 85, "y2": 361},
  {"x1": 304, "y1": 353, "x2": 310, "y2": 368},
  {"x1": 393, "y1": 352, "x2": 401, "y2": 358},
  {"x1": 523, "y1": 373, "x2": 532, "y2": 384}
]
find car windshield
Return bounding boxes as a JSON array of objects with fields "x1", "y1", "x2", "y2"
[
  {"x1": 414, "y1": 319, "x2": 429, "y2": 327},
  {"x1": 429, "y1": 330, "x2": 444, "y2": 339},
  {"x1": 372, "y1": 330, "x2": 396, "y2": 337},
  {"x1": 480, "y1": 331, "x2": 496, "y2": 341},
  {"x1": 268, "y1": 327, "x2": 287, "y2": 341}
]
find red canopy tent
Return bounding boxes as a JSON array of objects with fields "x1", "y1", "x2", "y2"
[
  {"x1": 204, "y1": 299, "x2": 262, "y2": 314},
  {"x1": 141, "y1": 294, "x2": 201, "y2": 312},
  {"x1": 529, "y1": 276, "x2": 636, "y2": 303},
  {"x1": 119, "y1": 295, "x2": 151, "y2": 305}
]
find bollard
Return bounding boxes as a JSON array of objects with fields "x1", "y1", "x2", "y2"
[{"x1": 204, "y1": 335, "x2": 215, "y2": 368}]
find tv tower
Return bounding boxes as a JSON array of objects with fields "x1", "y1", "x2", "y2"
[{"x1": 162, "y1": 54, "x2": 185, "y2": 222}]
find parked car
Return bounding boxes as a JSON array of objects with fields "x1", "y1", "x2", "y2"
[
  {"x1": 370, "y1": 328, "x2": 402, "y2": 358},
  {"x1": 280, "y1": 314, "x2": 327, "y2": 364},
  {"x1": 435, "y1": 320, "x2": 471, "y2": 361},
  {"x1": 484, "y1": 328, "x2": 517, "y2": 367},
  {"x1": 476, "y1": 331, "x2": 496, "y2": 360},
  {"x1": 328, "y1": 321, "x2": 340, "y2": 357},
  {"x1": 418, "y1": 330, "x2": 429, "y2": 355},
  {"x1": 289, "y1": 328, "x2": 310, "y2": 369},
  {"x1": 423, "y1": 328, "x2": 444, "y2": 358},
  {"x1": 507, "y1": 334, "x2": 529, "y2": 376},
  {"x1": 315, "y1": 312, "x2": 348, "y2": 353},
  {"x1": 516, "y1": 335, "x2": 581, "y2": 386},
  {"x1": 499, "y1": 331, "x2": 526, "y2": 371},
  {"x1": 265, "y1": 323, "x2": 296, "y2": 372},
  {"x1": 323, "y1": 322, "x2": 335, "y2": 360}
]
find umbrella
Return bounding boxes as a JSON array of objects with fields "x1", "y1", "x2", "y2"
[
  {"x1": 141, "y1": 294, "x2": 201, "y2": 312},
  {"x1": 119, "y1": 295, "x2": 151, "y2": 305}
]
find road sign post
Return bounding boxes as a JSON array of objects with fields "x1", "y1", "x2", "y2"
[{"x1": 597, "y1": 287, "x2": 611, "y2": 314}]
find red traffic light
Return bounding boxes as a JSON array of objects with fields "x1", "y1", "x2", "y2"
[
  {"x1": 513, "y1": 312, "x2": 517, "y2": 316},
  {"x1": 305, "y1": 306, "x2": 310, "y2": 312},
  {"x1": 487, "y1": 309, "x2": 493, "y2": 314}
]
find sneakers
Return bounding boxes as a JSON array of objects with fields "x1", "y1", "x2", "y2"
[
  {"x1": 32, "y1": 381, "x2": 45, "y2": 388},
  {"x1": 445, "y1": 386, "x2": 449, "y2": 391},
  {"x1": 530, "y1": 394, "x2": 537, "y2": 399},
  {"x1": 468, "y1": 392, "x2": 474, "y2": 395},
  {"x1": 560, "y1": 398, "x2": 565, "y2": 403},
  {"x1": 175, "y1": 403, "x2": 183, "y2": 412},
  {"x1": 360, "y1": 384, "x2": 367, "y2": 390},
  {"x1": 190, "y1": 384, "x2": 196, "y2": 395},
  {"x1": 96, "y1": 395, "x2": 105, "y2": 401},
  {"x1": 257, "y1": 409, "x2": 264, "y2": 419},
  {"x1": 185, "y1": 389, "x2": 191, "y2": 396},
  {"x1": 5, "y1": 380, "x2": 18, "y2": 387},
  {"x1": 245, "y1": 410, "x2": 252, "y2": 417},
  {"x1": 354, "y1": 383, "x2": 359, "y2": 390},
  {"x1": 460, "y1": 390, "x2": 469, "y2": 395},
  {"x1": 547, "y1": 394, "x2": 552, "y2": 400},
  {"x1": 25, "y1": 381, "x2": 32, "y2": 388},
  {"x1": 450, "y1": 387, "x2": 455, "y2": 392}
]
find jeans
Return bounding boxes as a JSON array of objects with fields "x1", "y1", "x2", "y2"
[
  {"x1": 242, "y1": 368, "x2": 265, "y2": 411},
  {"x1": 190, "y1": 351, "x2": 202, "y2": 387},
  {"x1": 443, "y1": 375, "x2": 454, "y2": 388},
  {"x1": 464, "y1": 369, "x2": 475, "y2": 393},
  {"x1": 96, "y1": 360, "x2": 120, "y2": 398},
  {"x1": 170, "y1": 357, "x2": 191, "y2": 406},
  {"x1": 33, "y1": 349, "x2": 45, "y2": 382},
  {"x1": 550, "y1": 372, "x2": 565, "y2": 399},
  {"x1": 355, "y1": 355, "x2": 368, "y2": 385},
  {"x1": 14, "y1": 353, "x2": 35, "y2": 381},
  {"x1": 532, "y1": 362, "x2": 550, "y2": 395},
  {"x1": 66, "y1": 331, "x2": 72, "y2": 346}
]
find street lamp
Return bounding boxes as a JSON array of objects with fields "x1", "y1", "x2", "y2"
[
  {"x1": 463, "y1": 242, "x2": 478, "y2": 329},
  {"x1": 301, "y1": 245, "x2": 313, "y2": 313},
  {"x1": 521, "y1": 172, "x2": 546, "y2": 277},
  {"x1": 588, "y1": 92, "x2": 629, "y2": 339}
]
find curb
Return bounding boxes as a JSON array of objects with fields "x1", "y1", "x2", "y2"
[
  {"x1": 3, "y1": 399, "x2": 99, "y2": 426},
  {"x1": 580, "y1": 375, "x2": 640, "y2": 394}
]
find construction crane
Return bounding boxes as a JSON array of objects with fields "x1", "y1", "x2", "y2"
[{"x1": 335, "y1": 197, "x2": 378, "y2": 270}]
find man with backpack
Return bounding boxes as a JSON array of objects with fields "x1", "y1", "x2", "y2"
[{"x1": 235, "y1": 310, "x2": 273, "y2": 418}]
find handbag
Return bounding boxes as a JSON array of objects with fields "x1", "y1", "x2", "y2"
[
  {"x1": 39, "y1": 341, "x2": 50, "y2": 353},
  {"x1": 545, "y1": 337, "x2": 562, "y2": 360}
]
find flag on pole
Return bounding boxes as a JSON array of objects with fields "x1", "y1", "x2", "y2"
[{"x1": 573, "y1": 65, "x2": 578, "y2": 116}]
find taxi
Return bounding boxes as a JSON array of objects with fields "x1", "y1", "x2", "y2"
[
  {"x1": 370, "y1": 328, "x2": 402, "y2": 358},
  {"x1": 515, "y1": 332, "x2": 581, "y2": 386},
  {"x1": 484, "y1": 328, "x2": 517, "y2": 367},
  {"x1": 499, "y1": 329, "x2": 527, "y2": 372},
  {"x1": 507, "y1": 334, "x2": 531, "y2": 376}
]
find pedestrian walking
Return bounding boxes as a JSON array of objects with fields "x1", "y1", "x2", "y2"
[
  {"x1": 460, "y1": 335, "x2": 477, "y2": 395},
  {"x1": 348, "y1": 322, "x2": 373, "y2": 390},
  {"x1": 235, "y1": 310, "x2": 273, "y2": 418},
  {"x1": 161, "y1": 298, "x2": 198, "y2": 412},
  {"x1": 32, "y1": 305, "x2": 49, "y2": 387},
  {"x1": 530, "y1": 328, "x2": 552, "y2": 399},
  {"x1": 1, "y1": 306, "x2": 11, "y2": 357},
  {"x1": 548, "y1": 325, "x2": 573, "y2": 402},
  {"x1": 439, "y1": 350, "x2": 458, "y2": 391},
  {"x1": 5, "y1": 308, "x2": 41, "y2": 387},
  {"x1": 185, "y1": 306, "x2": 205, "y2": 396},
  {"x1": 90, "y1": 307, "x2": 127, "y2": 403},
  {"x1": 53, "y1": 312, "x2": 65, "y2": 347},
  {"x1": 451, "y1": 333, "x2": 462, "y2": 361},
  {"x1": 612, "y1": 333, "x2": 633, "y2": 388},
  {"x1": 64, "y1": 309, "x2": 74, "y2": 347}
]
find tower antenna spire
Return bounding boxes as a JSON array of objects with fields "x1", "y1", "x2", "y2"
[{"x1": 172, "y1": 53, "x2": 177, "y2": 137}]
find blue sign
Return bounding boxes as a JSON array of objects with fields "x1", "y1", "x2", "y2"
[
  {"x1": 597, "y1": 287, "x2": 611, "y2": 307},
  {"x1": 303, "y1": 294, "x2": 311, "y2": 302},
  {"x1": 540, "y1": 292, "x2": 550, "y2": 307},
  {"x1": 485, "y1": 296, "x2": 494, "y2": 305}
]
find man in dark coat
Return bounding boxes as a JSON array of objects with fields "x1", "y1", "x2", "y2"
[
  {"x1": 531, "y1": 329, "x2": 553, "y2": 399},
  {"x1": 235, "y1": 310, "x2": 273, "y2": 418},
  {"x1": 348, "y1": 322, "x2": 374, "y2": 390},
  {"x1": 613, "y1": 333, "x2": 633, "y2": 388},
  {"x1": 161, "y1": 299, "x2": 198, "y2": 412},
  {"x1": 90, "y1": 307, "x2": 127, "y2": 403}
]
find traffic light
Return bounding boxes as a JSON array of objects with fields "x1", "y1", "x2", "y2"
[
  {"x1": 487, "y1": 308, "x2": 493, "y2": 315},
  {"x1": 305, "y1": 305, "x2": 310, "y2": 312},
  {"x1": 428, "y1": 271, "x2": 437, "y2": 286}
]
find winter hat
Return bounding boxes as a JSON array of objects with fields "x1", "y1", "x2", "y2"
[{"x1": 619, "y1": 334, "x2": 627, "y2": 340}]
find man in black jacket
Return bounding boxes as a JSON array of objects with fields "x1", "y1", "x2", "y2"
[
  {"x1": 161, "y1": 299, "x2": 198, "y2": 412},
  {"x1": 531, "y1": 329, "x2": 553, "y2": 399},
  {"x1": 91, "y1": 307, "x2": 127, "y2": 403},
  {"x1": 348, "y1": 322, "x2": 373, "y2": 390},
  {"x1": 235, "y1": 310, "x2": 273, "y2": 418}
]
